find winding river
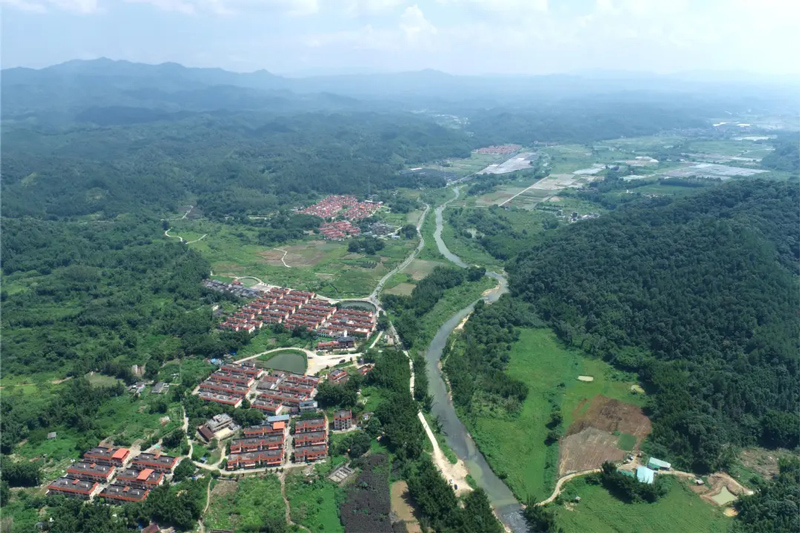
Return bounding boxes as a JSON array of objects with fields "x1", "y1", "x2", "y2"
[{"x1": 426, "y1": 187, "x2": 526, "y2": 532}]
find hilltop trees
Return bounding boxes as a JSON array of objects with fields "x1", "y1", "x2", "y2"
[{"x1": 509, "y1": 180, "x2": 800, "y2": 472}]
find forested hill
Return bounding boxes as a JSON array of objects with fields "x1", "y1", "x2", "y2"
[
  {"x1": 1, "y1": 113, "x2": 472, "y2": 219},
  {"x1": 509, "y1": 180, "x2": 800, "y2": 472}
]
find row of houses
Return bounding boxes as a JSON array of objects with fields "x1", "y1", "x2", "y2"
[
  {"x1": 227, "y1": 418, "x2": 288, "y2": 470},
  {"x1": 198, "y1": 362, "x2": 265, "y2": 408},
  {"x1": 217, "y1": 284, "x2": 377, "y2": 340},
  {"x1": 294, "y1": 416, "x2": 328, "y2": 463},
  {"x1": 48, "y1": 445, "x2": 179, "y2": 502}
]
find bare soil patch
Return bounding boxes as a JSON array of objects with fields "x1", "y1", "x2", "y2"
[
  {"x1": 391, "y1": 481, "x2": 423, "y2": 533},
  {"x1": 558, "y1": 395, "x2": 651, "y2": 475},
  {"x1": 568, "y1": 395, "x2": 651, "y2": 442},
  {"x1": 559, "y1": 427, "x2": 625, "y2": 476},
  {"x1": 211, "y1": 479, "x2": 238, "y2": 499},
  {"x1": 691, "y1": 473, "x2": 749, "y2": 507},
  {"x1": 739, "y1": 447, "x2": 793, "y2": 479}
]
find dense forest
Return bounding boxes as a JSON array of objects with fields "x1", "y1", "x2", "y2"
[
  {"x1": 2, "y1": 112, "x2": 472, "y2": 219},
  {"x1": 509, "y1": 180, "x2": 800, "y2": 471},
  {"x1": 761, "y1": 137, "x2": 800, "y2": 173}
]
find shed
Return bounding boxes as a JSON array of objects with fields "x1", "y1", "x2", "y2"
[
  {"x1": 635, "y1": 466, "x2": 655, "y2": 484},
  {"x1": 47, "y1": 432, "x2": 57, "y2": 440},
  {"x1": 647, "y1": 457, "x2": 672, "y2": 471}
]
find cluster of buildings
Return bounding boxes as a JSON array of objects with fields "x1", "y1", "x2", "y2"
[
  {"x1": 198, "y1": 362, "x2": 263, "y2": 408},
  {"x1": 47, "y1": 445, "x2": 179, "y2": 503},
  {"x1": 473, "y1": 144, "x2": 522, "y2": 155},
  {"x1": 319, "y1": 220, "x2": 361, "y2": 240},
  {"x1": 218, "y1": 285, "x2": 376, "y2": 339},
  {"x1": 253, "y1": 371, "x2": 321, "y2": 415},
  {"x1": 293, "y1": 416, "x2": 328, "y2": 463},
  {"x1": 620, "y1": 457, "x2": 672, "y2": 485},
  {"x1": 226, "y1": 417, "x2": 287, "y2": 470},
  {"x1": 297, "y1": 195, "x2": 382, "y2": 221},
  {"x1": 202, "y1": 279, "x2": 261, "y2": 299}
]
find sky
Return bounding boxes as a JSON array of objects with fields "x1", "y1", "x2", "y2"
[{"x1": 2, "y1": 0, "x2": 799, "y2": 76}]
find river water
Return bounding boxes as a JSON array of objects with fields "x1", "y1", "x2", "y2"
[{"x1": 425, "y1": 187, "x2": 527, "y2": 532}]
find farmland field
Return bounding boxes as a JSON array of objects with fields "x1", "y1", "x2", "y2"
[{"x1": 554, "y1": 476, "x2": 730, "y2": 533}]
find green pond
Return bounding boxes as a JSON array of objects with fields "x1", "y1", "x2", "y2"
[{"x1": 258, "y1": 351, "x2": 307, "y2": 374}]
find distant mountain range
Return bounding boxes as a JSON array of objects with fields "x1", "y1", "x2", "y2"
[{"x1": 3, "y1": 58, "x2": 798, "y2": 125}]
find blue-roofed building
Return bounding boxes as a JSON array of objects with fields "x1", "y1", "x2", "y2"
[
  {"x1": 636, "y1": 466, "x2": 655, "y2": 484},
  {"x1": 267, "y1": 414, "x2": 291, "y2": 423}
]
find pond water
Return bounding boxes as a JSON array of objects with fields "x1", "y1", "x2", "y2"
[
  {"x1": 258, "y1": 351, "x2": 307, "y2": 374},
  {"x1": 711, "y1": 486, "x2": 737, "y2": 506}
]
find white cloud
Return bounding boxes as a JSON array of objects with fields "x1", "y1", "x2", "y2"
[
  {"x1": 124, "y1": 0, "x2": 319, "y2": 16},
  {"x1": 400, "y1": 4, "x2": 436, "y2": 40},
  {"x1": 0, "y1": 0, "x2": 98, "y2": 12},
  {"x1": 346, "y1": 0, "x2": 405, "y2": 14},
  {"x1": 437, "y1": 0, "x2": 548, "y2": 13}
]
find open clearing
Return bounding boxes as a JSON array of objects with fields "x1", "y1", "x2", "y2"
[
  {"x1": 400, "y1": 258, "x2": 446, "y2": 280},
  {"x1": 204, "y1": 476, "x2": 285, "y2": 532},
  {"x1": 555, "y1": 476, "x2": 730, "y2": 533},
  {"x1": 259, "y1": 240, "x2": 334, "y2": 268},
  {"x1": 391, "y1": 481, "x2": 423, "y2": 533},
  {"x1": 559, "y1": 427, "x2": 626, "y2": 476},
  {"x1": 385, "y1": 282, "x2": 416, "y2": 296},
  {"x1": 560, "y1": 395, "x2": 650, "y2": 475},
  {"x1": 169, "y1": 217, "x2": 417, "y2": 298}
]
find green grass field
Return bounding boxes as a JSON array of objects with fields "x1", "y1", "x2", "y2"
[
  {"x1": 466, "y1": 328, "x2": 646, "y2": 502},
  {"x1": 554, "y1": 476, "x2": 730, "y2": 533},
  {"x1": 205, "y1": 475, "x2": 286, "y2": 531},
  {"x1": 285, "y1": 467, "x2": 345, "y2": 532},
  {"x1": 466, "y1": 328, "x2": 574, "y2": 501}
]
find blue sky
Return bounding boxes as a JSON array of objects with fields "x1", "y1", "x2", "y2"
[{"x1": 2, "y1": 0, "x2": 798, "y2": 75}]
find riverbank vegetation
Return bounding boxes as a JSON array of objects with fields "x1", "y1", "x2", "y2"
[{"x1": 383, "y1": 265, "x2": 490, "y2": 348}]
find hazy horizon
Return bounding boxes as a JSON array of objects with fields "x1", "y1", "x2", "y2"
[{"x1": 2, "y1": 0, "x2": 799, "y2": 77}]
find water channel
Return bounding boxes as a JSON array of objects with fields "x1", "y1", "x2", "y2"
[{"x1": 426, "y1": 187, "x2": 526, "y2": 532}]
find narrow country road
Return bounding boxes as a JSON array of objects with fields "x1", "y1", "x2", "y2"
[
  {"x1": 274, "y1": 248, "x2": 291, "y2": 268},
  {"x1": 280, "y1": 472, "x2": 311, "y2": 533},
  {"x1": 538, "y1": 469, "x2": 601, "y2": 505},
  {"x1": 369, "y1": 203, "x2": 430, "y2": 304}
]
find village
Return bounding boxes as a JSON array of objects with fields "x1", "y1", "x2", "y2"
[{"x1": 46, "y1": 344, "x2": 377, "y2": 508}]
